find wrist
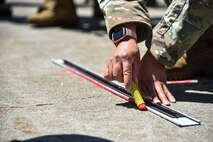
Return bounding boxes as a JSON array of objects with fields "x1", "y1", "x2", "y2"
[
  {"x1": 116, "y1": 36, "x2": 137, "y2": 47},
  {"x1": 111, "y1": 24, "x2": 137, "y2": 45}
]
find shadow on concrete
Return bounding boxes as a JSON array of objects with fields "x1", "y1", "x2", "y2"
[
  {"x1": 8, "y1": 2, "x2": 40, "y2": 7},
  {"x1": 0, "y1": 15, "x2": 107, "y2": 37},
  {"x1": 116, "y1": 78, "x2": 213, "y2": 110},
  {"x1": 0, "y1": 15, "x2": 160, "y2": 37},
  {"x1": 116, "y1": 102, "x2": 138, "y2": 110},
  {"x1": 0, "y1": 16, "x2": 27, "y2": 24},
  {"x1": 172, "y1": 91, "x2": 213, "y2": 104},
  {"x1": 11, "y1": 134, "x2": 112, "y2": 142},
  {"x1": 168, "y1": 78, "x2": 213, "y2": 104},
  {"x1": 61, "y1": 17, "x2": 107, "y2": 36},
  {"x1": 0, "y1": 1, "x2": 31, "y2": 24}
]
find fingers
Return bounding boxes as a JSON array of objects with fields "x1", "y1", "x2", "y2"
[
  {"x1": 147, "y1": 86, "x2": 161, "y2": 104},
  {"x1": 132, "y1": 56, "x2": 139, "y2": 84},
  {"x1": 123, "y1": 61, "x2": 132, "y2": 92},
  {"x1": 104, "y1": 59, "x2": 133, "y2": 92},
  {"x1": 103, "y1": 44, "x2": 140, "y2": 92},
  {"x1": 154, "y1": 82, "x2": 176, "y2": 105},
  {"x1": 154, "y1": 82, "x2": 170, "y2": 105},
  {"x1": 141, "y1": 83, "x2": 161, "y2": 104},
  {"x1": 104, "y1": 58, "x2": 133, "y2": 92},
  {"x1": 104, "y1": 57, "x2": 122, "y2": 80},
  {"x1": 105, "y1": 58, "x2": 138, "y2": 92},
  {"x1": 162, "y1": 84, "x2": 176, "y2": 103},
  {"x1": 104, "y1": 58, "x2": 124, "y2": 82},
  {"x1": 153, "y1": 96, "x2": 161, "y2": 104},
  {"x1": 138, "y1": 82, "x2": 175, "y2": 105},
  {"x1": 138, "y1": 81, "x2": 175, "y2": 105},
  {"x1": 112, "y1": 60, "x2": 123, "y2": 82},
  {"x1": 138, "y1": 84, "x2": 152, "y2": 101},
  {"x1": 104, "y1": 63, "x2": 112, "y2": 80}
]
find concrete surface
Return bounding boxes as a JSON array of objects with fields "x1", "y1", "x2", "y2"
[{"x1": 0, "y1": 0, "x2": 213, "y2": 142}]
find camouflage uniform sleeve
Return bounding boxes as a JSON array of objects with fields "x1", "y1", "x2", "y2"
[
  {"x1": 150, "y1": 0, "x2": 213, "y2": 67},
  {"x1": 97, "y1": 0, "x2": 152, "y2": 43}
]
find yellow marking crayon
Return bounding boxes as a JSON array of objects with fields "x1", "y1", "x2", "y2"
[{"x1": 130, "y1": 82, "x2": 147, "y2": 111}]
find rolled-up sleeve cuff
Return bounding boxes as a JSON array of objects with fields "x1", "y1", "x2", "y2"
[{"x1": 104, "y1": 1, "x2": 152, "y2": 43}]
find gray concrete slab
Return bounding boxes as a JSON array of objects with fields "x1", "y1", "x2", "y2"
[{"x1": 0, "y1": 0, "x2": 213, "y2": 142}]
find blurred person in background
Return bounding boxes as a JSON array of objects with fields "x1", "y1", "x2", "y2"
[
  {"x1": 27, "y1": 0, "x2": 102, "y2": 27},
  {"x1": 27, "y1": 0, "x2": 159, "y2": 27}
]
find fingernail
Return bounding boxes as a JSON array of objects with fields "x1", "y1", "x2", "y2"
[
  {"x1": 165, "y1": 102, "x2": 170, "y2": 106},
  {"x1": 156, "y1": 101, "x2": 161, "y2": 104},
  {"x1": 154, "y1": 100, "x2": 161, "y2": 104},
  {"x1": 147, "y1": 97, "x2": 152, "y2": 101},
  {"x1": 171, "y1": 98, "x2": 176, "y2": 103}
]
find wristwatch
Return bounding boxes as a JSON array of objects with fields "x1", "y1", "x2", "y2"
[{"x1": 112, "y1": 27, "x2": 137, "y2": 44}]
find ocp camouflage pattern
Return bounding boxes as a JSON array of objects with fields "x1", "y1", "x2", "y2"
[
  {"x1": 151, "y1": 0, "x2": 213, "y2": 66},
  {"x1": 97, "y1": 0, "x2": 213, "y2": 66},
  {"x1": 97, "y1": 0, "x2": 152, "y2": 43}
]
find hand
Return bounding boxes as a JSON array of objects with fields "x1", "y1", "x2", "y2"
[
  {"x1": 104, "y1": 36, "x2": 140, "y2": 92},
  {"x1": 138, "y1": 51, "x2": 176, "y2": 105}
]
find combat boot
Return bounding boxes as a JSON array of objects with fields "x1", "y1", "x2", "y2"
[
  {"x1": 166, "y1": 26, "x2": 213, "y2": 80},
  {"x1": 28, "y1": 0, "x2": 78, "y2": 27}
]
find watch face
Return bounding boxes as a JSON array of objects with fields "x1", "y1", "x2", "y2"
[{"x1": 112, "y1": 28, "x2": 126, "y2": 41}]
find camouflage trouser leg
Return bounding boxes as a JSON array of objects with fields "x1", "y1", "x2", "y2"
[{"x1": 150, "y1": 0, "x2": 213, "y2": 67}]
